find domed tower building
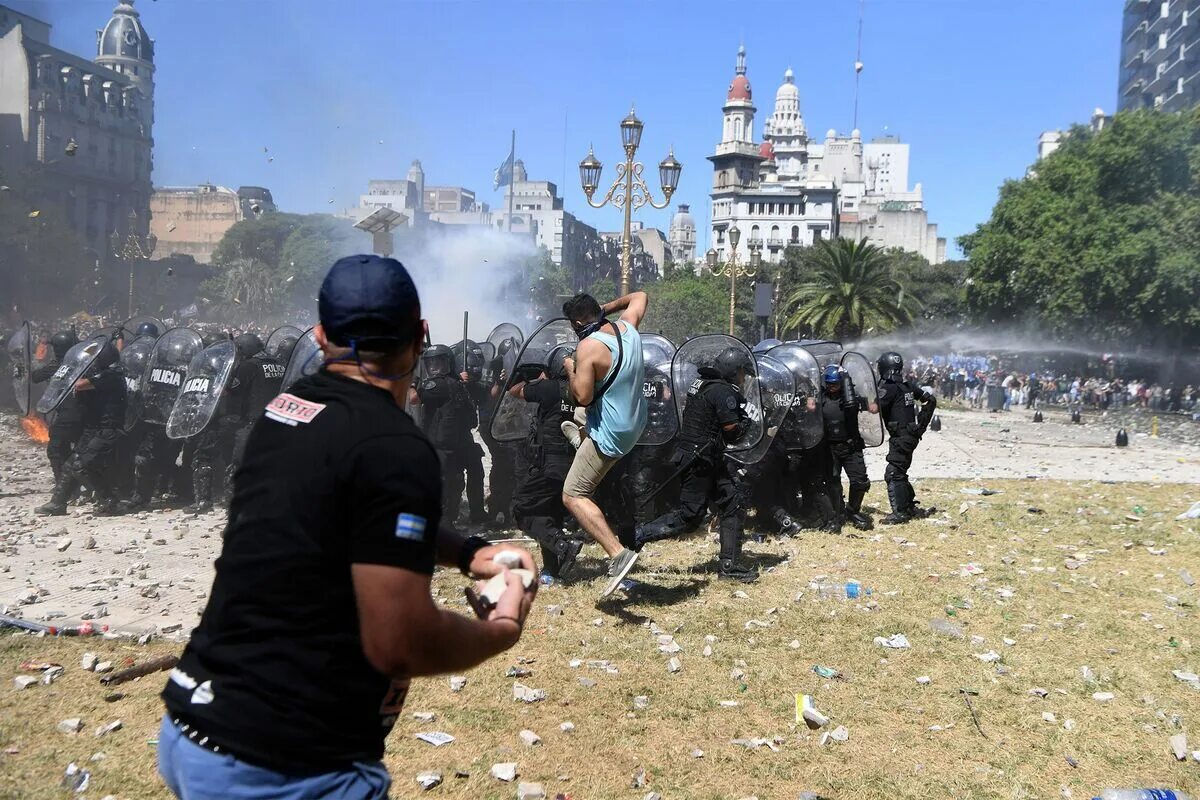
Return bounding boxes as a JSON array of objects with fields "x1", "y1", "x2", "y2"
[
  {"x1": 766, "y1": 68, "x2": 807, "y2": 181},
  {"x1": 94, "y1": 0, "x2": 155, "y2": 241},
  {"x1": 667, "y1": 203, "x2": 697, "y2": 268},
  {"x1": 707, "y1": 45, "x2": 765, "y2": 264}
]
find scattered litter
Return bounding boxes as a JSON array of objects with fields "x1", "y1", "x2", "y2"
[
  {"x1": 1042, "y1": 712, "x2": 1058, "y2": 723},
  {"x1": 732, "y1": 737, "x2": 780, "y2": 752},
  {"x1": 100, "y1": 655, "x2": 179, "y2": 686},
  {"x1": 1181, "y1": 569, "x2": 1196, "y2": 588},
  {"x1": 630, "y1": 768, "x2": 647, "y2": 789},
  {"x1": 667, "y1": 657, "x2": 682, "y2": 674},
  {"x1": 513, "y1": 683, "x2": 546, "y2": 703},
  {"x1": 490, "y1": 762, "x2": 518, "y2": 782},
  {"x1": 415, "y1": 732, "x2": 455, "y2": 747},
  {"x1": 416, "y1": 772, "x2": 442, "y2": 790},
  {"x1": 797, "y1": 694, "x2": 830, "y2": 729},
  {"x1": 1092, "y1": 692, "x2": 1115, "y2": 703},
  {"x1": 94, "y1": 720, "x2": 122, "y2": 738},
  {"x1": 812, "y1": 665, "x2": 840, "y2": 680},
  {"x1": 1175, "y1": 501, "x2": 1200, "y2": 520},
  {"x1": 58, "y1": 718, "x2": 84, "y2": 735},
  {"x1": 1172, "y1": 670, "x2": 1199, "y2": 685},
  {"x1": 1169, "y1": 733, "x2": 1188, "y2": 761},
  {"x1": 560, "y1": 721, "x2": 575, "y2": 733},
  {"x1": 519, "y1": 729, "x2": 542, "y2": 747},
  {"x1": 874, "y1": 633, "x2": 910, "y2": 649},
  {"x1": 960, "y1": 487, "x2": 1002, "y2": 496},
  {"x1": 929, "y1": 619, "x2": 963, "y2": 639},
  {"x1": 719, "y1": 700, "x2": 740, "y2": 707},
  {"x1": 412, "y1": 712, "x2": 436, "y2": 723},
  {"x1": 61, "y1": 763, "x2": 89, "y2": 793},
  {"x1": 818, "y1": 726, "x2": 849, "y2": 746},
  {"x1": 449, "y1": 676, "x2": 467, "y2": 692},
  {"x1": 518, "y1": 783, "x2": 546, "y2": 800},
  {"x1": 691, "y1": 748, "x2": 704, "y2": 758},
  {"x1": 13, "y1": 675, "x2": 38, "y2": 690},
  {"x1": 1029, "y1": 688, "x2": 1049, "y2": 698},
  {"x1": 975, "y1": 651, "x2": 1002, "y2": 663},
  {"x1": 916, "y1": 676, "x2": 931, "y2": 685},
  {"x1": 633, "y1": 696, "x2": 650, "y2": 710}
]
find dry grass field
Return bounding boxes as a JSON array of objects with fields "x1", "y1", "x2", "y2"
[{"x1": 2, "y1": 478, "x2": 1198, "y2": 800}]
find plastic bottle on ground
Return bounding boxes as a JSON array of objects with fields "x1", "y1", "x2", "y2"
[
  {"x1": 1093, "y1": 790, "x2": 1193, "y2": 800},
  {"x1": 809, "y1": 581, "x2": 872, "y2": 600}
]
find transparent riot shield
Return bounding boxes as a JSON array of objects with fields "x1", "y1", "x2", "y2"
[
  {"x1": 736, "y1": 354, "x2": 796, "y2": 464},
  {"x1": 766, "y1": 343, "x2": 824, "y2": 451},
  {"x1": 7, "y1": 322, "x2": 32, "y2": 415},
  {"x1": 142, "y1": 327, "x2": 203, "y2": 425},
  {"x1": 797, "y1": 339, "x2": 844, "y2": 369},
  {"x1": 486, "y1": 323, "x2": 525, "y2": 354},
  {"x1": 281, "y1": 328, "x2": 321, "y2": 393},
  {"x1": 753, "y1": 338, "x2": 783, "y2": 354},
  {"x1": 670, "y1": 334, "x2": 763, "y2": 456},
  {"x1": 489, "y1": 318, "x2": 575, "y2": 443},
  {"x1": 35, "y1": 333, "x2": 110, "y2": 414},
  {"x1": 641, "y1": 333, "x2": 675, "y2": 366},
  {"x1": 266, "y1": 325, "x2": 304, "y2": 361},
  {"x1": 166, "y1": 341, "x2": 237, "y2": 440},
  {"x1": 120, "y1": 334, "x2": 158, "y2": 430},
  {"x1": 638, "y1": 356, "x2": 678, "y2": 446},
  {"x1": 841, "y1": 350, "x2": 883, "y2": 448}
]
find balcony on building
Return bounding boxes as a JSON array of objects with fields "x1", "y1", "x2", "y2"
[{"x1": 767, "y1": 236, "x2": 785, "y2": 250}]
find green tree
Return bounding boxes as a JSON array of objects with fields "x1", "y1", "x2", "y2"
[
  {"x1": 210, "y1": 212, "x2": 304, "y2": 268},
  {"x1": 960, "y1": 108, "x2": 1200, "y2": 349},
  {"x1": 781, "y1": 238, "x2": 917, "y2": 340},
  {"x1": 207, "y1": 257, "x2": 275, "y2": 321}
]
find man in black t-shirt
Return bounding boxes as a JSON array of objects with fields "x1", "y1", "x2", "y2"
[{"x1": 158, "y1": 255, "x2": 536, "y2": 800}]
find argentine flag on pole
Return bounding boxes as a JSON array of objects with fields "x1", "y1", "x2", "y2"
[{"x1": 494, "y1": 131, "x2": 516, "y2": 190}]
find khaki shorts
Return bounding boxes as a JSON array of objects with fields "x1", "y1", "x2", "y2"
[{"x1": 562, "y1": 437, "x2": 620, "y2": 499}]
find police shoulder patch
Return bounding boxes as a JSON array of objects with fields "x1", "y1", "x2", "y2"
[
  {"x1": 394, "y1": 513, "x2": 427, "y2": 541},
  {"x1": 725, "y1": 395, "x2": 738, "y2": 410}
]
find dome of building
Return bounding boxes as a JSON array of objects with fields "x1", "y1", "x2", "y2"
[
  {"x1": 775, "y1": 68, "x2": 798, "y2": 103},
  {"x1": 758, "y1": 140, "x2": 775, "y2": 161},
  {"x1": 727, "y1": 75, "x2": 752, "y2": 102},
  {"x1": 670, "y1": 203, "x2": 696, "y2": 231},
  {"x1": 97, "y1": 0, "x2": 153, "y2": 63}
]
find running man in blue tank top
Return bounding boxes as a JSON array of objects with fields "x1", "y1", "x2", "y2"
[{"x1": 561, "y1": 291, "x2": 648, "y2": 597}]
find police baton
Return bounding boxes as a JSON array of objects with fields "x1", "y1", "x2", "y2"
[{"x1": 636, "y1": 439, "x2": 714, "y2": 509}]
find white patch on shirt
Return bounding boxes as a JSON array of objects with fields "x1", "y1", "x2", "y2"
[
  {"x1": 264, "y1": 393, "x2": 326, "y2": 426},
  {"x1": 394, "y1": 513, "x2": 427, "y2": 541},
  {"x1": 169, "y1": 667, "x2": 197, "y2": 690},
  {"x1": 191, "y1": 680, "x2": 215, "y2": 705}
]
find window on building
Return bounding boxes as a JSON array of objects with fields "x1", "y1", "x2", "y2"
[{"x1": 790, "y1": 225, "x2": 800, "y2": 243}]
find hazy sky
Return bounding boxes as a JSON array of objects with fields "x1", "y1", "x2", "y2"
[{"x1": 15, "y1": 0, "x2": 1122, "y2": 257}]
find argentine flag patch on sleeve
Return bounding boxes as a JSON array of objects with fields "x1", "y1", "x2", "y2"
[{"x1": 395, "y1": 513, "x2": 427, "y2": 541}]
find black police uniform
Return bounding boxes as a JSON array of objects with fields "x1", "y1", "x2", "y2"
[
  {"x1": 162, "y1": 369, "x2": 441, "y2": 773},
  {"x1": 510, "y1": 377, "x2": 580, "y2": 576},
  {"x1": 877, "y1": 376, "x2": 936, "y2": 521},
  {"x1": 186, "y1": 363, "x2": 244, "y2": 514},
  {"x1": 635, "y1": 368, "x2": 755, "y2": 580},
  {"x1": 33, "y1": 358, "x2": 85, "y2": 482},
  {"x1": 417, "y1": 374, "x2": 486, "y2": 527},
  {"x1": 821, "y1": 386, "x2": 872, "y2": 528},
  {"x1": 746, "y1": 435, "x2": 801, "y2": 534},
  {"x1": 124, "y1": 360, "x2": 190, "y2": 510},
  {"x1": 39, "y1": 357, "x2": 126, "y2": 514},
  {"x1": 226, "y1": 352, "x2": 286, "y2": 484}
]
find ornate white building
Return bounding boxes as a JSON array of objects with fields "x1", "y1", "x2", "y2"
[
  {"x1": 708, "y1": 47, "x2": 945, "y2": 266},
  {"x1": 667, "y1": 203, "x2": 696, "y2": 265}
]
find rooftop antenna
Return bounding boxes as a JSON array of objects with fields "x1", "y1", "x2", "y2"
[{"x1": 853, "y1": 0, "x2": 865, "y2": 130}]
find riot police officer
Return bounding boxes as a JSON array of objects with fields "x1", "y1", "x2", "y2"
[
  {"x1": 821, "y1": 364, "x2": 873, "y2": 531},
  {"x1": 413, "y1": 344, "x2": 487, "y2": 529},
  {"x1": 745, "y1": 435, "x2": 801, "y2": 535},
  {"x1": 509, "y1": 345, "x2": 584, "y2": 578},
  {"x1": 184, "y1": 346, "x2": 240, "y2": 515},
  {"x1": 32, "y1": 330, "x2": 83, "y2": 483},
  {"x1": 463, "y1": 342, "x2": 512, "y2": 528},
  {"x1": 877, "y1": 351, "x2": 937, "y2": 524},
  {"x1": 225, "y1": 333, "x2": 286, "y2": 484},
  {"x1": 635, "y1": 347, "x2": 757, "y2": 583},
  {"x1": 37, "y1": 342, "x2": 125, "y2": 515}
]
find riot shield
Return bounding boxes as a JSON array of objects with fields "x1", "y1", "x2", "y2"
[
  {"x1": 7, "y1": 322, "x2": 32, "y2": 415},
  {"x1": 35, "y1": 333, "x2": 110, "y2": 414},
  {"x1": 670, "y1": 334, "x2": 763, "y2": 455},
  {"x1": 266, "y1": 325, "x2": 304, "y2": 360},
  {"x1": 841, "y1": 351, "x2": 883, "y2": 448},
  {"x1": 735, "y1": 354, "x2": 796, "y2": 464},
  {"x1": 753, "y1": 338, "x2": 783, "y2": 354},
  {"x1": 166, "y1": 341, "x2": 237, "y2": 440},
  {"x1": 142, "y1": 327, "x2": 203, "y2": 425},
  {"x1": 797, "y1": 339, "x2": 844, "y2": 368},
  {"x1": 281, "y1": 328, "x2": 321, "y2": 393},
  {"x1": 638, "y1": 356, "x2": 678, "y2": 446},
  {"x1": 120, "y1": 335, "x2": 157, "y2": 430},
  {"x1": 489, "y1": 318, "x2": 576, "y2": 443},
  {"x1": 486, "y1": 323, "x2": 524, "y2": 354},
  {"x1": 641, "y1": 333, "x2": 675, "y2": 366},
  {"x1": 766, "y1": 343, "x2": 824, "y2": 450},
  {"x1": 451, "y1": 339, "x2": 485, "y2": 379}
]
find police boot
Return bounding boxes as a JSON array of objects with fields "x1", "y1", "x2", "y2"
[
  {"x1": 716, "y1": 522, "x2": 758, "y2": 583},
  {"x1": 772, "y1": 508, "x2": 801, "y2": 537},
  {"x1": 634, "y1": 512, "x2": 686, "y2": 550},
  {"x1": 551, "y1": 536, "x2": 583, "y2": 579},
  {"x1": 185, "y1": 467, "x2": 214, "y2": 515},
  {"x1": 845, "y1": 486, "x2": 873, "y2": 531},
  {"x1": 880, "y1": 481, "x2": 910, "y2": 525},
  {"x1": 36, "y1": 475, "x2": 78, "y2": 516},
  {"x1": 119, "y1": 467, "x2": 155, "y2": 514}
]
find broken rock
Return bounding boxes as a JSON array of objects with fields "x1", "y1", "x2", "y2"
[
  {"x1": 519, "y1": 729, "x2": 541, "y2": 747},
  {"x1": 58, "y1": 718, "x2": 84, "y2": 735},
  {"x1": 490, "y1": 762, "x2": 518, "y2": 782},
  {"x1": 416, "y1": 772, "x2": 442, "y2": 790}
]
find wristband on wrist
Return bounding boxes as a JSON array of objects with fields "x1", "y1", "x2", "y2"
[{"x1": 458, "y1": 535, "x2": 490, "y2": 577}]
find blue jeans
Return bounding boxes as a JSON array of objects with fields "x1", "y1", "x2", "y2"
[{"x1": 157, "y1": 717, "x2": 391, "y2": 800}]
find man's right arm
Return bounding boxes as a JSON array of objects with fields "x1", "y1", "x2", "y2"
[{"x1": 602, "y1": 291, "x2": 648, "y2": 329}]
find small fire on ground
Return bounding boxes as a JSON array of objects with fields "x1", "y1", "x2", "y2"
[{"x1": 20, "y1": 415, "x2": 49, "y2": 444}]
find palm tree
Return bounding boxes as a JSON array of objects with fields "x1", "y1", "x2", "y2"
[
  {"x1": 782, "y1": 238, "x2": 918, "y2": 341},
  {"x1": 215, "y1": 257, "x2": 275, "y2": 319}
]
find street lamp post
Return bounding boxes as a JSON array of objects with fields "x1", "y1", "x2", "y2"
[
  {"x1": 706, "y1": 225, "x2": 761, "y2": 336},
  {"x1": 579, "y1": 107, "x2": 681, "y2": 296},
  {"x1": 111, "y1": 211, "x2": 156, "y2": 318}
]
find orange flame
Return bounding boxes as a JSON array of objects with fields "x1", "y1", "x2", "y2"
[
  {"x1": 35, "y1": 341, "x2": 47, "y2": 360},
  {"x1": 20, "y1": 415, "x2": 50, "y2": 444}
]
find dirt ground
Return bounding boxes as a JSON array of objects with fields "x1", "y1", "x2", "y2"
[{"x1": 1, "y1": 405, "x2": 1198, "y2": 799}]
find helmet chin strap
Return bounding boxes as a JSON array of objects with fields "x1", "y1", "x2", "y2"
[{"x1": 327, "y1": 339, "x2": 418, "y2": 382}]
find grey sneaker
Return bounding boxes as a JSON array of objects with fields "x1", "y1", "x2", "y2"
[
  {"x1": 600, "y1": 548, "x2": 639, "y2": 598},
  {"x1": 560, "y1": 421, "x2": 583, "y2": 450}
]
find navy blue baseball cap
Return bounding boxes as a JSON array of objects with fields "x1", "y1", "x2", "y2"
[{"x1": 319, "y1": 255, "x2": 421, "y2": 347}]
